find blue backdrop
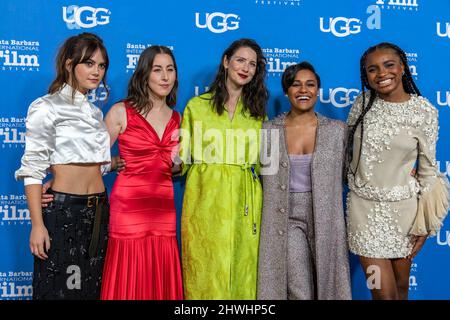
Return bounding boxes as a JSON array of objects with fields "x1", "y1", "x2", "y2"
[{"x1": 0, "y1": 0, "x2": 449, "y2": 300}]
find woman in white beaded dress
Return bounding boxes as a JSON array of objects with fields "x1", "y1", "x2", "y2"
[{"x1": 346, "y1": 42, "x2": 449, "y2": 300}]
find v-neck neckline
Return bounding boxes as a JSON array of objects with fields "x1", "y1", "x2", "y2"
[
  {"x1": 136, "y1": 110, "x2": 174, "y2": 143},
  {"x1": 225, "y1": 97, "x2": 243, "y2": 123},
  {"x1": 283, "y1": 112, "x2": 319, "y2": 156}
]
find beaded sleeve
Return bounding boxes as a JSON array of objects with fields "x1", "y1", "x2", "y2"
[{"x1": 410, "y1": 100, "x2": 450, "y2": 236}]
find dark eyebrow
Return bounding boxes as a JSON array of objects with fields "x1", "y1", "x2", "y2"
[
  {"x1": 366, "y1": 59, "x2": 397, "y2": 69},
  {"x1": 235, "y1": 55, "x2": 256, "y2": 63},
  {"x1": 85, "y1": 58, "x2": 106, "y2": 64},
  {"x1": 152, "y1": 64, "x2": 174, "y2": 68},
  {"x1": 292, "y1": 79, "x2": 316, "y2": 83}
]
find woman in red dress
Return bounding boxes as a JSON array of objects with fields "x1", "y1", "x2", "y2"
[{"x1": 100, "y1": 45, "x2": 183, "y2": 300}]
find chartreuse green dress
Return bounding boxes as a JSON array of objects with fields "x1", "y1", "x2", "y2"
[{"x1": 179, "y1": 93, "x2": 263, "y2": 299}]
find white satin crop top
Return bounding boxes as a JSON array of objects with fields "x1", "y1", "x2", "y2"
[{"x1": 15, "y1": 84, "x2": 110, "y2": 185}]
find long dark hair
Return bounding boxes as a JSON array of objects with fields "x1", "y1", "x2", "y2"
[
  {"x1": 49, "y1": 32, "x2": 109, "y2": 98},
  {"x1": 207, "y1": 38, "x2": 268, "y2": 120},
  {"x1": 126, "y1": 45, "x2": 178, "y2": 116},
  {"x1": 347, "y1": 42, "x2": 421, "y2": 181}
]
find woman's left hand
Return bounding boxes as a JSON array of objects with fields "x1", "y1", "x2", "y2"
[{"x1": 407, "y1": 235, "x2": 427, "y2": 260}]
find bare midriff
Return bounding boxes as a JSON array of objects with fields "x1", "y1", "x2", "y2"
[{"x1": 51, "y1": 163, "x2": 105, "y2": 195}]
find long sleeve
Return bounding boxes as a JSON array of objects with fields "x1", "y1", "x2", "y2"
[
  {"x1": 15, "y1": 97, "x2": 57, "y2": 184},
  {"x1": 410, "y1": 103, "x2": 450, "y2": 236},
  {"x1": 346, "y1": 93, "x2": 364, "y2": 126},
  {"x1": 253, "y1": 116, "x2": 268, "y2": 176},
  {"x1": 179, "y1": 103, "x2": 192, "y2": 176},
  {"x1": 342, "y1": 124, "x2": 349, "y2": 182}
]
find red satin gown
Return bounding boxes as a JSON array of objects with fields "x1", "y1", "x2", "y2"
[{"x1": 101, "y1": 102, "x2": 183, "y2": 300}]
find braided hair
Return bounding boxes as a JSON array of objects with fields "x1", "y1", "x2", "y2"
[{"x1": 346, "y1": 42, "x2": 422, "y2": 183}]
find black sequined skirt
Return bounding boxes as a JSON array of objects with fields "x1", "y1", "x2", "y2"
[{"x1": 32, "y1": 189, "x2": 109, "y2": 300}]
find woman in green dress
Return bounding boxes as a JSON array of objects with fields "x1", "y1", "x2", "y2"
[{"x1": 179, "y1": 38, "x2": 268, "y2": 299}]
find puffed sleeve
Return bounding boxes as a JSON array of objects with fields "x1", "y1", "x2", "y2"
[
  {"x1": 14, "y1": 97, "x2": 57, "y2": 184},
  {"x1": 178, "y1": 103, "x2": 193, "y2": 176},
  {"x1": 409, "y1": 101, "x2": 449, "y2": 236}
]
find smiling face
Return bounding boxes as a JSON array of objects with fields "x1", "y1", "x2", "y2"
[
  {"x1": 287, "y1": 69, "x2": 318, "y2": 113},
  {"x1": 223, "y1": 46, "x2": 257, "y2": 88},
  {"x1": 147, "y1": 53, "x2": 176, "y2": 100},
  {"x1": 70, "y1": 48, "x2": 106, "y2": 94},
  {"x1": 365, "y1": 48, "x2": 406, "y2": 101}
]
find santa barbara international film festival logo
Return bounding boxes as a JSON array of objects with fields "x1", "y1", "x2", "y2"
[
  {"x1": 125, "y1": 43, "x2": 175, "y2": 73},
  {"x1": 320, "y1": 5, "x2": 381, "y2": 38},
  {"x1": 195, "y1": 12, "x2": 240, "y2": 34},
  {"x1": 406, "y1": 52, "x2": 418, "y2": 80},
  {"x1": 0, "y1": 271, "x2": 33, "y2": 300},
  {"x1": 0, "y1": 39, "x2": 39, "y2": 72},
  {"x1": 0, "y1": 194, "x2": 30, "y2": 227},
  {"x1": 254, "y1": 0, "x2": 301, "y2": 7},
  {"x1": 409, "y1": 262, "x2": 419, "y2": 291},
  {"x1": 263, "y1": 47, "x2": 299, "y2": 76},
  {"x1": 62, "y1": 5, "x2": 111, "y2": 29},
  {"x1": 0, "y1": 116, "x2": 25, "y2": 149},
  {"x1": 375, "y1": 0, "x2": 419, "y2": 11}
]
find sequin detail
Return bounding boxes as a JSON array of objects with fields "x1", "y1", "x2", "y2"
[
  {"x1": 346, "y1": 93, "x2": 443, "y2": 258},
  {"x1": 347, "y1": 196, "x2": 413, "y2": 258},
  {"x1": 348, "y1": 174, "x2": 420, "y2": 202},
  {"x1": 348, "y1": 94, "x2": 438, "y2": 186}
]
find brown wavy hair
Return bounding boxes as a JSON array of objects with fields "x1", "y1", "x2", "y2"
[
  {"x1": 206, "y1": 38, "x2": 268, "y2": 120},
  {"x1": 48, "y1": 32, "x2": 109, "y2": 99},
  {"x1": 125, "y1": 45, "x2": 178, "y2": 116}
]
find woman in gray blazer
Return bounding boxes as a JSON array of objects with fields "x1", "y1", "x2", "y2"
[{"x1": 257, "y1": 62, "x2": 351, "y2": 300}]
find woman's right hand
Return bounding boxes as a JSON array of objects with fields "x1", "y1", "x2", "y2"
[{"x1": 29, "y1": 224, "x2": 51, "y2": 260}]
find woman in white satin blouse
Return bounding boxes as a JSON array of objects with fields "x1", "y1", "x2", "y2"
[{"x1": 15, "y1": 33, "x2": 112, "y2": 300}]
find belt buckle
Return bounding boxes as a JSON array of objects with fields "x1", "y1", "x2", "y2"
[{"x1": 87, "y1": 196, "x2": 97, "y2": 208}]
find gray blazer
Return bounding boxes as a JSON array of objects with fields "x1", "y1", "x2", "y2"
[{"x1": 257, "y1": 112, "x2": 352, "y2": 300}]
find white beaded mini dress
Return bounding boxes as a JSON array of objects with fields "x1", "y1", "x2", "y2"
[{"x1": 346, "y1": 93, "x2": 449, "y2": 259}]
